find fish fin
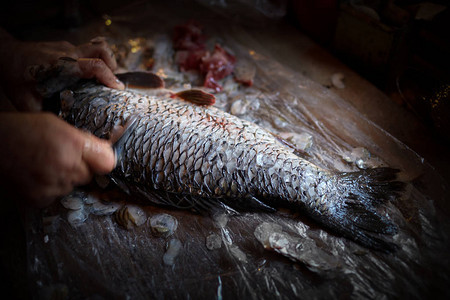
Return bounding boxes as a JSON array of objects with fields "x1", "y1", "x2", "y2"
[
  {"x1": 111, "y1": 115, "x2": 139, "y2": 167},
  {"x1": 174, "y1": 89, "x2": 216, "y2": 106},
  {"x1": 173, "y1": 195, "x2": 239, "y2": 215},
  {"x1": 246, "y1": 196, "x2": 277, "y2": 212},
  {"x1": 107, "y1": 178, "x2": 231, "y2": 215},
  {"x1": 132, "y1": 187, "x2": 181, "y2": 208},
  {"x1": 322, "y1": 213, "x2": 399, "y2": 253},
  {"x1": 174, "y1": 194, "x2": 216, "y2": 212},
  {"x1": 116, "y1": 72, "x2": 165, "y2": 89},
  {"x1": 109, "y1": 177, "x2": 131, "y2": 195},
  {"x1": 165, "y1": 194, "x2": 275, "y2": 215},
  {"x1": 133, "y1": 187, "x2": 265, "y2": 216},
  {"x1": 222, "y1": 196, "x2": 277, "y2": 213},
  {"x1": 344, "y1": 202, "x2": 397, "y2": 235},
  {"x1": 130, "y1": 187, "x2": 233, "y2": 214},
  {"x1": 337, "y1": 167, "x2": 405, "y2": 207},
  {"x1": 313, "y1": 167, "x2": 404, "y2": 252},
  {"x1": 174, "y1": 194, "x2": 275, "y2": 214},
  {"x1": 338, "y1": 223, "x2": 399, "y2": 253},
  {"x1": 30, "y1": 57, "x2": 81, "y2": 98}
]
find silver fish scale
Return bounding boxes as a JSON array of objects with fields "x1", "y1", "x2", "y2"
[{"x1": 63, "y1": 84, "x2": 332, "y2": 213}]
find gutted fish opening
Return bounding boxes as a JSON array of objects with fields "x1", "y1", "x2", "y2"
[{"x1": 0, "y1": 1, "x2": 449, "y2": 299}]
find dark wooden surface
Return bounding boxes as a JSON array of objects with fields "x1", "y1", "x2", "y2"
[{"x1": 1, "y1": 2, "x2": 449, "y2": 298}]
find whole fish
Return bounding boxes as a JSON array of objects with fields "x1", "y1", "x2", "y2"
[{"x1": 59, "y1": 72, "x2": 403, "y2": 252}]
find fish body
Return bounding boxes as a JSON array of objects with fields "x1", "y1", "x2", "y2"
[{"x1": 60, "y1": 76, "x2": 403, "y2": 251}]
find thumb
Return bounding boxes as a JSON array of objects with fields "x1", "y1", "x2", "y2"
[{"x1": 82, "y1": 133, "x2": 115, "y2": 174}]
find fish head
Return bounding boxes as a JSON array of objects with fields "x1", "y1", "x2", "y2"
[{"x1": 27, "y1": 57, "x2": 81, "y2": 99}]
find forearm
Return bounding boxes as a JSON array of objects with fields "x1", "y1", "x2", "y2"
[
  {"x1": 0, "y1": 27, "x2": 19, "y2": 59},
  {"x1": 0, "y1": 27, "x2": 14, "y2": 40},
  {"x1": 0, "y1": 30, "x2": 18, "y2": 109},
  {"x1": 0, "y1": 28, "x2": 23, "y2": 85}
]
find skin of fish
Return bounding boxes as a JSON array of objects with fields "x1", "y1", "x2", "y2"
[{"x1": 60, "y1": 80, "x2": 403, "y2": 252}]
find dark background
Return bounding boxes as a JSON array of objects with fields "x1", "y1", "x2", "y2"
[{"x1": 0, "y1": 1, "x2": 448, "y2": 298}]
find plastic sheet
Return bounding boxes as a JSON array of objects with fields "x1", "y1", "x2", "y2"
[{"x1": 26, "y1": 2, "x2": 449, "y2": 299}]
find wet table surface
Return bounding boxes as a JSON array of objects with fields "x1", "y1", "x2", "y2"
[{"x1": 1, "y1": 2, "x2": 449, "y2": 299}]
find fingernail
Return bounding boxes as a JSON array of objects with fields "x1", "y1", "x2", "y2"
[
  {"x1": 110, "y1": 144, "x2": 117, "y2": 169},
  {"x1": 59, "y1": 56, "x2": 77, "y2": 62},
  {"x1": 113, "y1": 150, "x2": 118, "y2": 169},
  {"x1": 115, "y1": 78, "x2": 125, "y2": 90}
]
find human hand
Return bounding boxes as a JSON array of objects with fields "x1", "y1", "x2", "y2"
[
  {"x1": 0, "y1": 34, "x2": 124, "y2": 111},
  {"x1": 0, "y1": 112, "x2": 115, "y2": 207}
]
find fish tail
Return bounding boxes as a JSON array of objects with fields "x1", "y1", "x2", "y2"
[
  {"x1": 336, "y1": 167, "x2": 404, "y2": 209},
  {"x1": 315, "y1": 168, "x2": 404, "y2": 252}
]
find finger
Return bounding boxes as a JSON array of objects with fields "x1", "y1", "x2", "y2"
[
  {"x1": 77, "y1": 58, "x2": 124, "y2": 90},
  {"x1": 42, "y1": 40, "x2": 76, "y2": 53},
  {"x1": 82, "y1": 133, "x2": 116, "y2": 175},
  {"x1": 73, "y1": 160, "x2": 93, "y2": 186},
  {"x1": 33, "y1": 41, "x2": 77, "y2": 64},
  {"x1": 76, "y1": 38, "x2": 117, "y2": 70}
]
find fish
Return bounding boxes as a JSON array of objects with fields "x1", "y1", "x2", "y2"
[{"x1": 58, "y1": 72, "x2": 404, "y2": 252}]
